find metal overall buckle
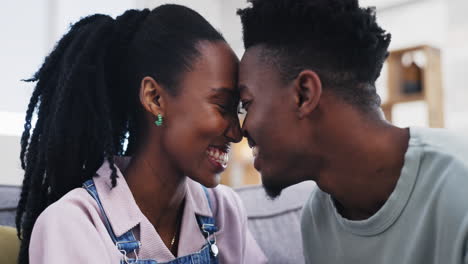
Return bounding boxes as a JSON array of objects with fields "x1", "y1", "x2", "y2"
[
  {"x1": 202, "y1": 224, "x2": 219, "y2": 257},
  {"x1": 116, "y1": 241, "x2": 140, "y2": 264}
]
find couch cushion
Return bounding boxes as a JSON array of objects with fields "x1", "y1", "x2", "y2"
[
  {"x1": 0, "y1": 185, "x2": 21, "y2": 227},
  {"x1": 236, "y1": 181, "x2": 316, "y2": 264},
  {"x1": 0, "y1": 225, "x2": 20, "y2": 264}
]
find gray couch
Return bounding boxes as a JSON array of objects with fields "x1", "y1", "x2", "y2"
[
  {"x1": 0, "y1": 181, "x2": 315, "y2": 263},
  {"x1": 0, "y1": 185, "x2": 20, "y2": 228},
  {"x1": 236, "y1": 182, "x2": 315, "y2": 263}
]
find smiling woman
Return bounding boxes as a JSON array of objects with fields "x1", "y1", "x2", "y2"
[{"x1": 16, "y1": 4, "x2": 266, "y2": 264}]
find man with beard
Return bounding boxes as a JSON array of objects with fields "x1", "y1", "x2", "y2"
[{"x1": 236, "y1": 0, "x2": 468, "y2": 263}]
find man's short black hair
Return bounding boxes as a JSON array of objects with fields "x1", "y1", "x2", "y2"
[{"x1": 237, "y1": 0, "x2": 391, "y2": 110}]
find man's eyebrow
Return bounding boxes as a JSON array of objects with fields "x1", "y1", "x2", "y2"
[
  {"x1": 239, "y1": 84, "x2": 248, "y2": 94},
  {"x1": 239, "y1": 84, "x2": 253, "y2": 99}
]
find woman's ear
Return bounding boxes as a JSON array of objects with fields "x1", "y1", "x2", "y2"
[
  {"x1": 293, "y1": 70, "x2": 322, "y2": 119},
  {"x1": 139, "y1": 76, "x2": 166, "y2": 116}
]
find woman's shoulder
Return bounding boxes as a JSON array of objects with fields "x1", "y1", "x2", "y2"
[
  {"x1": 210, "y1": 184, "x2": 244, "y2": 213},
  {"x1": 186, "y1": 179, "x2": 246, "y2": 223},
  {"x1": 197, "y1": 183, "x2": 268, "y2": 263},
  {"x1": 207, "y1": 183, "x2": 247, "y2": 229},
  {"x1": 33, "y1": 187, "x2": 101, "y2": 230},
  {"x1": 29, "y1": 188, "x2": 115, "y2": 262}
]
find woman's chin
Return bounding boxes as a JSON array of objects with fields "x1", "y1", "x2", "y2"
[
  {"x1": 203, "y1": 173, "x2": 221, "y2": 188},
  {"x1": 187, "y1": 171, "x2": 221, "y2": 188}
]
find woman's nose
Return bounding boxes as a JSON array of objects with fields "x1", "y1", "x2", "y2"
[{"x1": 225, "y1": 115, "x2": 242, "y2": 143}]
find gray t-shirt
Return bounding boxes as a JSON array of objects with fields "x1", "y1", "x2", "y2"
[{"x1": 301, "y1": 127, "x2": 468, "y2": 264}]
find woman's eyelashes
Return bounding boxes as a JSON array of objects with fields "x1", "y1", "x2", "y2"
[
  {"x1": 209, "y1": 88, "x2": 242, "y2": 116},
  {"x1": 216, "y1": 103, "x2": 229, "y2": 114},
  {"x1": 215, "y1": 100, "x2": 238, "y2": 115}
]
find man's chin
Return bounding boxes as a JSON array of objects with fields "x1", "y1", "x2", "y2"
[{"x1": 263, "y1": 185, "x2": 283, "y2": 199}]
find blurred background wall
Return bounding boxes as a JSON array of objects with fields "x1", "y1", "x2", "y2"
[{"x1": 1, "y1": 0, "x2": 467, "y2": 186}]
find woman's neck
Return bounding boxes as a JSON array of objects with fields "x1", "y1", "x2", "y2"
[{"x1": 124, "y1": 146, "x2": 186, "y2": 252}]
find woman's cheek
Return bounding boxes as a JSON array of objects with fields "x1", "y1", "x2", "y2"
[{"x1": 197, "y1": 111, "x2": 229, "y2": 139}]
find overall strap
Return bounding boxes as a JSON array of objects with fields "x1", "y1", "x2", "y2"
[
  {"x1": 82, "y1": 179, "x2": 141, "y2": 259},
  {"x1": 195, "y1": 186, "x2": 218, "y2": 237},
  {"x1": 195, "y1": 185, "x2": 219, "y2": 259}
]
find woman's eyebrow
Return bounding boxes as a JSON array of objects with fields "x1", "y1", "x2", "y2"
[{"x1": 209, "y1": 87, "x2": 240, "y2": 100}]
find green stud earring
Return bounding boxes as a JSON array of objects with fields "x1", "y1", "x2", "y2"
[{"x1": 154, "y1": 114, "x2": 163, "y2": 127}]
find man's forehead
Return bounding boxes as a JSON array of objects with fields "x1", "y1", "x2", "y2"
[
  {"x1": 240, "y1": 50, "x2": 273, "y2": 82},
  {"x1": 238, "y1": 58, "x2": 261, "y2": 96},
  {"x1": 240, "y1": 46, "x2": 265, "y2": 66}
]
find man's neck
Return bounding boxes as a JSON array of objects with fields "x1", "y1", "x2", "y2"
[{"x1": 315, "y1": 121, "x2": 410, "y2": 220}]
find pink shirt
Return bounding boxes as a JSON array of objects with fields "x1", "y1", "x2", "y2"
[{"x1": 29, "y1": 157, "x2": 267, "y2": 263}]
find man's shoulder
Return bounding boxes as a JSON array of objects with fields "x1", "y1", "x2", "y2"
[
  {"x1": 427, "y1": 161, "x2": 468, "y2": 221},
  {"x1": 412, "y1": 128, "x2": 468, "y2": 222},
  {"x1": 305, "y1": 184, "x2": 329, "y2": 206},
  {"x1": 301, "y1": 185, "x2": 330, "y2": 223},
  {"x1": 412, "y1": 127, "x2": 468, "y2": 165},
  {"x1": 413, "y1": 127, "x2": 468, "y2": 186}
]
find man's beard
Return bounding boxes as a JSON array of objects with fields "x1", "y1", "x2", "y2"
[{"x1": 262, "y1": 175, "x2": 284, "y2": 199}]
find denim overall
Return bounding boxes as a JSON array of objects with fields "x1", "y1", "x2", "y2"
[{"x1": 83, "y1": 180, "x2": 219, "y2": 264}]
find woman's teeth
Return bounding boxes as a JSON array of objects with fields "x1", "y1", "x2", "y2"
[
  {"x1": 252, "y1": 146, "x2": 259, "y2": 158},
  {"x1": 206, "y1": 147, "x2": 229, "y2": 167}
]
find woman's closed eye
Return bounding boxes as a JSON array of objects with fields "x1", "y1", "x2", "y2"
[
  {"x1": 209, "y1": 87, "x2": 240, "y2": 115},
  {"x1": 216, "y1": 101, "x2": 238, "y2": 115}
]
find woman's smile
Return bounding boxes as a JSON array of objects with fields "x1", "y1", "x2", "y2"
[{"x1": 206, "y1": 145, "x2": 230, "y2": 172}]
